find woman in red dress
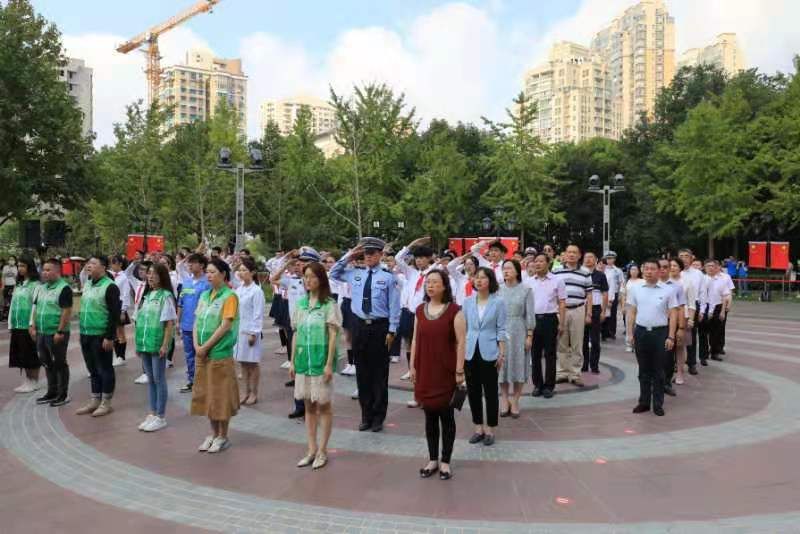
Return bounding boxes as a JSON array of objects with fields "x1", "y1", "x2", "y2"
[{"x1": 409, "y1": 269, "x2": 466, "y2": 480}]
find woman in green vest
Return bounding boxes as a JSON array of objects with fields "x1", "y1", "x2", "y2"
[
  {"x1": 290, "y1": 262, "x2": 341, "y2": 470},
  {"x1": 8, "y1": 256, "x2": 41, "y2": 393},
  {"x1": 191, "y1": 258, "x2": 240, "y2": 454},
  {"x1": 135, "y1": 263, "x2": 177, "y2": 433}
]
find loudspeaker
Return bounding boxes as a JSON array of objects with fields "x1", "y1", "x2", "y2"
[
  {"x1": 20, "y1": 220, "x2": 41, "y2": 249},
  {"x1": 43, "y1": 220, "x2": 66, "y2": 247}
]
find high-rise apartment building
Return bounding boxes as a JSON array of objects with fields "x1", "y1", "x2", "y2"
[
  {"x1": 160, "y1": 49, "x2": 248, "y2": 134},
  {"x1": 590, "y1": 0, "x2": 675, "y2": 131},
  {"x1": 678, "y1": 33, "x2": 746, "y2": 76},
  {"x1": 259, "y1": 95, "x2": 337, "y2": 136},
  {"x1": 524, "y1": 42, "x2": 617, "y2": 144},
  {"x1": 58, "y1": 58, "x2": 93, "y2": 137}
]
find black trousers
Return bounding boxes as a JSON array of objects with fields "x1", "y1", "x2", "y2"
[
  {"x1": 113, "y1": 340, "x2": 127, "y2": 360},
  {"x1": 582, "y1": 305, "x2": 602, "y2": 371},
  {"x1": 665, "y1": 348, "x2": 676, "y2": 385},
  {"x1": 37, "y1": 333, "x2": 70, "y2": 397},
  {"x1": 720, "y1": 312, "x2": 728, "y2": 351},
  {"x1": 685, "y1": 303, "x2": 699, "y2": 366},
  {"x1": 602, "y1": 294, "x2": 619, "y2": 339},
  {"x1": 80, "y1": 334, "x2": 115, "y2": 397},
  {"x1": 699, "y1": 304, "x2": 723, "y2": 360},
  {"x1": 424, "y1": 407, "x2": 456, "y2": 463},
  {"x1": 352, "y1": 318, "x2": 390, "y2": 425},
  {"x1": 465, "y1": 347, "x2": 499, "y2": 427},
  {"x1": 286, "y1": 327, "x2": 304, "y2": 414},
  {"x1": 634, "y1": 326, "x2": 667, "y2": 409},
  {"x1": 532, "y1": 313, "x2": 558, "y2": 390}
]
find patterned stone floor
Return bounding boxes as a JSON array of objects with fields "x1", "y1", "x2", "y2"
[{"x1": 1, "y1": 301, "x2": 799, "y2": 533}]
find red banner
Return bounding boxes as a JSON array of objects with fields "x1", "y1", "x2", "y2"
[
  {"x1": 126, "y1": 234, "x2": 165, "y2": 259},
  {"x1": 448, "y1": 237, "x2": 519, "y2": 259},
  {"x1": 748, "y1": 241, "x2": 767, "y2": 269},
  {"x1": 770, "y1": 241, "x2": 790, "y2": 270}
]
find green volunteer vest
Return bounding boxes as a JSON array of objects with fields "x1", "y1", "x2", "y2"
[
  {"x1": 293, "y1": 296, "x2": 338, "y2": 376},
  {"x1": 195, "y1": 286, "x2": 239, "y2": 359},
  {"x1": 134, "y1": 288, "x2": 173, "y2": 354},
  {"x1": 9, "y1": 279, "x2": 39, "y2": 330},
  {"x1": 34, "y1": 278, "x2": 71, "y2": 335},
  {"x1": 79, "y1": 275, "x2": 113, "y2": 336}
]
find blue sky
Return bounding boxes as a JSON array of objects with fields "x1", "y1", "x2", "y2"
[{"x1": 30, "y1": 0, "x2": 800, "y2": 147}]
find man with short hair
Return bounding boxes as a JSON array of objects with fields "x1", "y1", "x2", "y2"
[
  {"x1": 581, "y1": 252, "x2": 608, "y2": 374},
  {"x1": 602, "y1": 251, "x2": 624, "y2": 340},
  {"x1": 472, "y1": 239, "x2": 508, "y2": 286},
  {"x1": 698, "y1": 259, "x2": 731, "y2": 363},
  {"x1": 626, "y1": 259, "x2": 679, "y2": 416},
  {"x1": 176, "y1": 253, "x2": 210, "y2": 393},
  {"x1": 331, "y1": 237, "x2": 400, "y2": 432},
  {"x1": 658, "y1": 258, "x2": 683, "y2": 397},
  {"x1": 75, "y1": 256, "x2": 121, "y2": 417},
  {"x1": 30, "y1": 259, "x2": 73, "y2": 406},
  {"x1": 553, "y1": 244, "x2": 593, "y2": 387},
  {"x1": 678, "y1": 248, "x2": 703, "y2": 375}
]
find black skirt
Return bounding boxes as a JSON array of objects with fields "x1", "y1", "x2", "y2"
[
  {"x1": 397, "y1": 308, "x2": 416, "y2": 339},
  {"x1": 9, "y1": 329, "x2": 40, "y2": 369},
  {"x1": 268, "y1": 293, "x2": 282, "y2": 319},
  {"x1": 340, "y1": 297, "x2": 356, "y2": 331}
]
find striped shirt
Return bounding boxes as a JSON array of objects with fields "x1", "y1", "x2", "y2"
[{"x1": 553, "y1": 266, "x2": 592, "y2": 308}]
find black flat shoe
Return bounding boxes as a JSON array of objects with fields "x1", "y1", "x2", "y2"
[
  {"x1": 358, "y1": 422, "x2": 372, "y2": 431},
  {"x1": 591, "y1": 369, "x2": 600, "y2": 374},
  {"x1": 287, "y1": 410, "x2": 305, "y2": 419},
  {"x1": 700, "y1": 360, "x2": 708, "y2": 366},
  {"x1": 36, "y1": 393, "x2": 57, "y2": 405},
  {"x1": 542, "y1": 389, "x2": 554, "y2": 399},
  {"x1": 510, "y1": 412, "x2": 520, "y2": 419},
  {"x1": 285, "y1": 380, "x2": 295, "y2": 387},
  {"x1": 439, "y1": 470, "x2": 452, "y2": 480},
  {"x1": 632, "y1": 404, "x2": 650, "y2": 414},
  {"x1": 654, "y1": 406, "x2": 665, "y2": 416},
  {"x1": 419, "y1": 465, "x2": 439, "y2": 478},
  {"x1": 664, "y1": 387, "x2": 677, "y2": 397},
  {"x1": 499, "y1": 410, "x2": 511, "y2": 418},
  {"x1": 711, "y1": 355, "x2": 723, "y2": 361},
  {"x1": 531, "y1": 388, "x2": 542, "y2": 397},
  {"x1": 483, "y1": 435, "x2": 495, "y2": 446},
  {"x1": 468, "y1": 432, "x2": 485, "y2": 444},
  {"x1": 688, "y1": 366, "x2": 698, "y2": 375},
  {"x1": 371, "y1": 423, "x2": 383, "y2": 433}
]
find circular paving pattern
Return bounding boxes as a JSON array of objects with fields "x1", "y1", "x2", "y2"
[{"x1": 1, "y1": 305, "x2": 800, "y2": 532}]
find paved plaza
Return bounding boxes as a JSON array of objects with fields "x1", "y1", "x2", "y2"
[{"x1": 1, "y1": 301, "x2": 799, "y2": 533}]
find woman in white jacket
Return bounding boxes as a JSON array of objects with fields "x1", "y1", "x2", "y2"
[{"x1": 235, "y1": 257, "x2": 266, "y2": 405}]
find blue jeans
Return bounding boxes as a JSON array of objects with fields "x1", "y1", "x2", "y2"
[
  {"x1": 140, "y1": 352, "x2": 168, "y2": 417},
  {"x1": 182, "y1": 330, "x2": 195, "y2": 385}
]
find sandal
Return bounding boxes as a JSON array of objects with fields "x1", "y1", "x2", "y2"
[
  {"x1": 439, "y1": 469, "x2": 452, "y2": 480},
  {"x1": 419, "y1": 463, "x2": 439, "y2": 478}
]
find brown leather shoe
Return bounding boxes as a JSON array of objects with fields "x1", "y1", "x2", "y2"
[{"x1": 75, "y1": 398, "x2": 101, "y2": 415}]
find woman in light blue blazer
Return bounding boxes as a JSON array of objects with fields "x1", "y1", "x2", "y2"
[{"x1": 462, "y1": 267, "x2": 507, "y2": 446}]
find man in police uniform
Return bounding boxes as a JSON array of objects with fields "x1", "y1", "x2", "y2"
[
  {"x1": 331, "y1": 237, "x2": 400, "y2": 432},
  {"x1": 626, "y1": 258, "x2": 679, "y2": 417}
]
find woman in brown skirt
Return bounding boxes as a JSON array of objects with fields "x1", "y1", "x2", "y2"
[{"x1": 191, "y1": 259, "x2": 240, "y2": 454}]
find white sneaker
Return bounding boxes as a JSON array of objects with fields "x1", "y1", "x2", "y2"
[
  {"x1": 207, "y1": 437, "x2": 230, "y2": 453},
  {"x1": 198, "y1": 435, "x2": 215, "y2": 452},
  {"x1": 351, "y1": 389, "x2": 359, "y2": 400},
  {"x1": 390, "y1": 356, "x2": 400, "y2": 364},
  {"x1": 14, "y1": 379, "x2": 33, "y2": 393},
  {"x1": 407, "y1": 400, "x2": 419, "y2": 408},
  {"x1": 400, "y1": 371, "x2": 411, "y2": 381},
  {"x1": 134, "y1": 373, "x2": 149, "y2": 384},
  {"x1": 138, "y1": 414, "x2": 156, "y2": 430},
  {"x1": 144, "y1": 417, "x2": 167, "y2": 432},
  {"x1": 625, "y1": 346, "x2": 633, "y2": 353},
  {"x1": 112, "y1": 357, "x2": 126, "y2": 367},
  {"x1": 167, "y1": 361, "x2": 174, "y2": 368},
  {"x1": 340, "y1": 364, "x2": 356, "y2": 376},
  {"x1": 280, "y1": 360, "x2": 291, "y2": 369},
  {"x1": 275, "y1": 347, "x2": 287, "y2": 355}
]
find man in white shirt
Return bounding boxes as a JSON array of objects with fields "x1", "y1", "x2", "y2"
[
  {"x1": 626, "y1": 258, "x2": 679, "y2": 416},
  {"x1": 718, "y1": 269, "x2": 735, "y2": 355},
  {"x1": 602, "y1": 251, "x2": 624, "y2": 341},
  {"x1": 678, "y1": 248, "x2": 703, "y2": 375},
  {"x1": 698, "y1": 259, "x2": 731, "y2": 364}
]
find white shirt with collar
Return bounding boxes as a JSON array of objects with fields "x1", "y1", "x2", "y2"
[
  {"x1": 628, "y1": 281, "x2": 679, "y2": 328},
  {"x1": 470, "y1": 243, "x2": 505, "y2": 287},
  {"x1": 605, "y1": 265, "x2": 624, "y2": 295},
  {"x1": 701, "y1": 273, "x2": 732, "y2": 312},
  {"x1": 395, "y1": 246, "x2": 433, "y2": 311}
]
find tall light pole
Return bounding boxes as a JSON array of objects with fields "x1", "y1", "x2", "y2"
[
  {"x1": 587, "y1": 174, "x2": 625, "y2": 256},
  {"x1": 218, "y1": 147, "x2": 264, "y2": 252}
]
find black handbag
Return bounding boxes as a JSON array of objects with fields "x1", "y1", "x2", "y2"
[{"x1": 450, "y1": 384, "x2": 467, "y2": 410}]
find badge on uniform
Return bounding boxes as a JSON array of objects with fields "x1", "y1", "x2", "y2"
[{"x1": 355, "y1": 277, "x2": 361, "y2": 282}]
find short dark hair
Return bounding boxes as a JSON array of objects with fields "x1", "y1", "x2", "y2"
[
  {"x1": 566, "y1": 243, "x2": 581, "y2": 253},
  {"x1": 474, "y1": 266, "x2": 499, "y2": 294},
  {"x1": 89, "y1": 255, "x2": 109, "y2": 268},
  {"x1": 423, "y1": 269, "x2": 454, "y2": 304},
  {"x1": 211, "y1": 246, "x2": 223, "y2": 254},
  {"x1": 44, "y1": 258, "x2": 61, "y2": 270},
  {"x1": 502, "y1": 259, "x2": 522, "y2": 283},
  {"x1": 208, "y1": 258, "x2": 231, "y2": 281},
  {"x1": 411, "y1": 245, "x2": 433, "y2": 258},
  {"x1": 642, "y1": 258, "x2": 660, "y2": 268},
  {"x1": 110, "y1": 254, "x2": 128, "y2": 268},
  {"x1": 534, "y1": 253, "x2": 552, "y2": 267},
  {"x1": 670, "y1": 257, "x2": 685, "y2": 270},
  {"x1": 240, "y1": 248, "x2": 251, "y2": 255},
  {"x1": 187, "y1": 253, "x2": 208, "y2": 267},
  {"x1": 488, "y1": 240, "x2": 507, "y2": 254}
]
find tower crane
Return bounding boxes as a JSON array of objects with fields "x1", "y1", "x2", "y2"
[{"x1": 116, "y1": 0, "x2": 220, "y2": 105}]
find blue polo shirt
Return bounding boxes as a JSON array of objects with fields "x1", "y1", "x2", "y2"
[{"x1": 177, "y1": 275, "x2": 211, "y2": 332}]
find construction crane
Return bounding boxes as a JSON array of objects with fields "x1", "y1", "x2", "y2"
[{"x1": 116, "y1": 0, "x2": 220, "y2": 105}]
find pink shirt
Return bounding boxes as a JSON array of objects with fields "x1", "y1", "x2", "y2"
[{"x1": 525, "y1": 272, "x2": 566, "y2": 314}]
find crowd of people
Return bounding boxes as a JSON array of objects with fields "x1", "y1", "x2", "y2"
[{"x1": 4, "y1": 237, "x2": 741, "y2": 478}]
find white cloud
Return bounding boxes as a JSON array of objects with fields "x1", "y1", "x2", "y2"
[{"x1": 63, "y1": 1, "x2": 800, "y2": 147}]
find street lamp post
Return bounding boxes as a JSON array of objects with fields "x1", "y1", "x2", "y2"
[
  {"x1": 587, "y1": 174, "x2": 625, "y2": 255},
  {"x1": 218, "y1": 147, "x2": 264, "y2": 252}
]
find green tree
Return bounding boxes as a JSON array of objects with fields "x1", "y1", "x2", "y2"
[
  {"x1": 481, "y1": 92, "x2": 563, "y2": 240},
  {"x1": 0, "y1": 0, "x2": 94, "y2": 226}
]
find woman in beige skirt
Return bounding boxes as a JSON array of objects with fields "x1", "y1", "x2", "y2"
[
  {"x1": 191, "y1": 259, "x2": 240, "y2": 454},
  {"x1": 290, "y1": 262, "x2": 341, "y2": 470}
]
